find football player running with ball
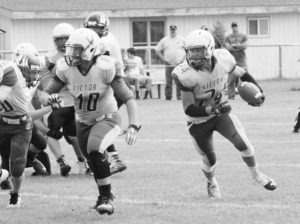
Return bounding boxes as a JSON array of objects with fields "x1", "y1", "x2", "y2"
[
  {"x1": 172, "y1": 29, "x2": 276, "y2": 198},
  {"x1": 40, "y1": 28, "x2": 139, "y2": 215}
]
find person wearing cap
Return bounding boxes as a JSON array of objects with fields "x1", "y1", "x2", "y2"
[
  {"x1": 225, "y1": 21, "x2": 248, "y2": 100},
  {"x1": 155, "y1": 25, "x2": 186, "y2": 100}
]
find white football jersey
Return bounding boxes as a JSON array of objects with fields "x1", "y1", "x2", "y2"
[
  {"x1": 173, "y1": 49, "x2": 236, "y2": 123},
  {"x1": 0, "y1": 60, "x2": 31, "y2": 116},
  {"x1": 56, "y1": 55, "x2": 118, "y2": 125}
]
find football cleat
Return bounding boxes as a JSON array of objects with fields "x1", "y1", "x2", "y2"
[
  {"x1": 28, "y1": 158, "x2": 48, "y2": 176},
  {"x1": 57, "y1": 157, "x2": 71, "y2": 177},
  {"x1": 7, "y1": 192, "x2": 21, "y2": 208},
  {"x1": 94, "y1": 195, "x2": 114, "y2": 215},
  {"x1": 207, "y1": 181, "x2": 221, "y2": 198},
  {"x1": 110, "y1": 154, "x2": 127, "y2": 175},
  {"x1": 252, "y1": 170, "x2": 277, "y2": 191},
  {"x1": 0, "y1": 169, "x2": 9, "y2": 184}
]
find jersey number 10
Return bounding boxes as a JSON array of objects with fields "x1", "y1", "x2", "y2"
[{"x1": 77, "y1": 93, "x2": 100, "y2": 111}]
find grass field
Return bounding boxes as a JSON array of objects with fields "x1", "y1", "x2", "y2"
[{"x1": 1, "y1": 79, "x2": 300, "y2": 224}]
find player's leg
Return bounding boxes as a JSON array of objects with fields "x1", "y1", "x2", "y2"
[
  {"x1": 30, "y1": 120, "x2": 51, "y2": 175},
  {"x1": 62, "y1": 107, "x2": 88, "y2": 174},
  {"x1": 189, "y1": 120, "x2": 221, "y2": 198},
  {"x1": 77, "y1": 113, "x2": 121, "y2": 215},
  {"x1": 216, "y1": 113, "x2": 276, "y2": 191},
  {"x1": 27, "y1": 122, "x2": 48, "y2": 176},
  {"x1": 9, "y1": 125, "x2": 32, "y2": 208},
  {"x1": 47, "y1": 110, "x2": 71, "y2": 176},
  {"x1": 108, "y1": 97, "x2": 127, "y2": 175},
  {"x1": 0, "y1": 138, "x2": 12, "y2": 190},
  {"x1": 293, "y1": 107, "x2": 300, "y2": 133}
]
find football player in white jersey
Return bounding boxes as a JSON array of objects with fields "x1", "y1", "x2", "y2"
[
  {"x1": 29, "y1": 23, "x2": 90, "y2": 176},
  {"x1": 172, "y1": 29, "x2": 276, "y2": 198},
  {"x1": 0, "y1": 59, "x2": 34, "y2": 207},
  {"x1": 39, "y1": 28, "x2": 140, "y2": 215},
  {"x1": 84, "y1": 12, "x2": 129, "y2": 175}
]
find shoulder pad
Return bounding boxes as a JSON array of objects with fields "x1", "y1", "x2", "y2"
[
  {"x1": 0, "y1": 60, "x2": 14, "y2": 82},
  {"x1": 56, "y1": 58, "x2": 69, "y2": 72},
  {"x1": 173, "y1": 61, "x2": 190, "y2": 76},
  {"x1": 213, "y1": 49, "x2": 236, "y2": 73},
  {"x1": 172, "y1": 62, "x2": 196, "y2": 90},
  {"x1": 95, "y1": 55, "x2": 116, "y2": 70}
]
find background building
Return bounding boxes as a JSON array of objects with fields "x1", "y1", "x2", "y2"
[{"x1": 1, "y1": 0, "x2": 300, "y2": 79}]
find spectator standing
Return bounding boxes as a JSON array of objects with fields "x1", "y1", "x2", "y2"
[
  {"x1": 155, "y1": 25, "x2": 185, "y2": 100},
  {"x1": 225, "y1": 21, "x2": 248, "y2": 100},
  {"x1": 123, "y1": 48, "x2": 152, "y2": 99}
]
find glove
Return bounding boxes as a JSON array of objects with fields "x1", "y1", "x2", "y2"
[
  {"x1": 125, "y1": 124, "x2": 141, "y2": 145},
  {"x1": 48, "y1": 94, "x2": 64, "y2": 110},
  {"x1": 47, "y1": 130, "x2": 63, "y2": 140},
  {"x1": 248, "y1": 92, "x2": 266, "y2": 107},
  {"x1": 210, "y1": 101, "x2": 232, "y2": 115}
]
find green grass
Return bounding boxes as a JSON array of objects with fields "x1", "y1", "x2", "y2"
[{"x1": 1, "y1": 79, "x2": 300, "y2": 224}]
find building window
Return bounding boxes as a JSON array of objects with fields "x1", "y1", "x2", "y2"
[
  {"x1": 131, "y1": 19, "x2": 165, "y2": 65},
  {"x1": 247, "y1": 17, "x2": 270, "y2": 37}
]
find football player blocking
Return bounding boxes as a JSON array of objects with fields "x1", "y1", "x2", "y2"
[
  {"x1": 40, "y1": 28, "x2": 139, "y2": 215},
  {"x1": 172, "y1": 29, "x2": 276, "y2": 198},
  {"x1": 83, "y1": 12, "x2": 128, "y2": 175}
]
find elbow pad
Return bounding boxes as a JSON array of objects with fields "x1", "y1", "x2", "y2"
[{"x1": 185, "y1": 104, "x2": 210, "y2": 117}]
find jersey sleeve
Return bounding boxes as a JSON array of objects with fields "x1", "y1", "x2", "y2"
[
  {"x1": 55, "y1": 58, "x2": 68, "y2": 83},
  {"x1": 172, "y1": 64, "x2": 195, "y2": 92},
  {"x1": 0, "y1": 61, "x2": 18, "y2": 86},
  {"x1": 214, "y1": 49, "x2": 236, "y2": 73}
]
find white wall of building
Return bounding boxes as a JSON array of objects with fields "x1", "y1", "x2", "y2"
[{"x1": 2, "y1": 12, "x2": 300, "y2": 79}]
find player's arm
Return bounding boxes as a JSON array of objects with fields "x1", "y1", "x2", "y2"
[
  {"x1": 0, "y1": 67, "x2": 18, "y2": 102},
  {"x1": 38, "y1": 76, "x2": 65, "y2": 106},
  {"x1": 110, "y1": 75, "x2": 138, "y2": 124},
  {"x1": 110, "y1": 74, "x2": 140, "y2": 145},
  {"x1": 232, "y1": 66, "x2": 263, "y2": 92},
  {"x1": 173, "y1": 73, "x2": 209, "y2": 117},
  {"x1": 29, "y1": 102, "x2": 52, "y2": 120}
]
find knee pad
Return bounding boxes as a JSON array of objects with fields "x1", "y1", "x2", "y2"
[
  {"x1": 202, "y1": 159, "x2": 216, "y2": 173},
  {"x1": 89, "y1": 151, "x2": 110, "y2": 180},
  {"x1": 240, "y1": 146, "x2": 254, "y2": 157},
  {"x1": 10, "y1": 158, "x2": 27, "y2": 177}
]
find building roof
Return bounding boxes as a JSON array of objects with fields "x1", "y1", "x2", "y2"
[
  {"x1": 1, "y1": 0, "x2": 300, "y2": 11},
  {"x1": 1, "y1": 0, "x2": 300, "y2": 18}
]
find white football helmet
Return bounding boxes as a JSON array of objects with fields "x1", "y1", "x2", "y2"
[
  {"x1": 64, "y1": 28, "x2": 103, "y2": 66},
  {"x1": 52, "y1": 23, "x2": 75, "y2": 53},
  {"x1": 12, "y1": 42, "x2": 41, "y2": 87},
  {"x1": 84, "y1": 12, "x2": 110, "y2": 38},
  {"x1": 185, "y1": 29, "x2": 215, "y2": 69}
]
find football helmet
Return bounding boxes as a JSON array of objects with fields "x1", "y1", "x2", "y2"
[
  {"x1": 12, "y1": 42, "x2": 41, "y2": 87},
  {"x1": 185, "y1": 29, "x2": 215, "y2": 70},
  {"x1": 52, "y1": 23, "x2": 75, "y2": 53},
  {"x1": 84, "y1": 12, "x2": 110, "y2": 38},
  {"x1": 64, "y1": 28, "x2": 103, "y2": 66}
]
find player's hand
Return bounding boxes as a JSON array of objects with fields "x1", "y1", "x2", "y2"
[
  {"x1": 211, "y1": 101, "x2": 232, "y2": 115},
  {"x1": 248, "y1": 92, "x2": 266, "y2": 107},
  {"x1": 48, "y1": 94, "x2": 64, "y2": 110},
  {"x1": 125, "y1": 124, "x2": 141, "y2": 145},
  {"x1": 46, "y1": 130, "x2": 63, "y2": 140}
]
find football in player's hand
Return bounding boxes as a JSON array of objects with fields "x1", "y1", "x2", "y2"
[{"x1": 238, "y1": 82, "x2": 264, "y2": 106}]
